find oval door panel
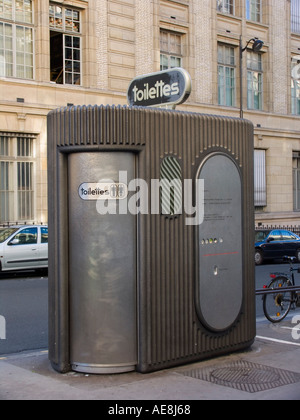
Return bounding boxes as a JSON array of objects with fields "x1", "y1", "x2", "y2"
[{"x1": 197, "y1": 154, "x2": 243, "y2": 332}]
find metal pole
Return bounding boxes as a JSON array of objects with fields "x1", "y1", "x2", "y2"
[
  {"x1": 239, "y1": 35, "x2": 243, "y2": 119},
  {"x1": 256, "y1": 286, "x2": 300, "y2": 295}
]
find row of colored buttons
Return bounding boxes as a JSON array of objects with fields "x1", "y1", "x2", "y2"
[{"x1": 201, "y1": 238, "x2": 224, "y2": 245}]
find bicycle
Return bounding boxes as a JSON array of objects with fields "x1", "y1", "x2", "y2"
[{"x1": 263, "y1": 256, "x2": 300, "y2": 323}]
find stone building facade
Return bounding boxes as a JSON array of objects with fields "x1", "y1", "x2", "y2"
[{"x1": 0, "y1": 0, "x2": 299, "y2": 225}]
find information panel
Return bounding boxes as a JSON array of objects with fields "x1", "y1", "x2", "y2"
[{"x1": 198, "y1": 153, "x2": 243, "y2": 332}]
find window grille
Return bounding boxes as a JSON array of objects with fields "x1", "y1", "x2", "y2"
[{"x1": 0, "y1": 133, "x2": 35, "y2": 222}]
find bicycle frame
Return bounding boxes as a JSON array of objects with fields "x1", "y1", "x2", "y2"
[{"x1": 269, "y1": 260, "x2": 299, "y2": 301}]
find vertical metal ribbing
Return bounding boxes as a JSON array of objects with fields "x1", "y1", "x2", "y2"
[{"x1": 145, "y1": 111, "x2": 254, "y2": 370}]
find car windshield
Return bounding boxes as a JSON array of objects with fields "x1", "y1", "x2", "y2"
[
  {"x1": 255, "y1": 230, "x2": 270, "y2": 242},
  {"x1": 0, "y1": 228, "x2": 18, "y2": 243}
]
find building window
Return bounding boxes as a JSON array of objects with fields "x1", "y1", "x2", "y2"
[
  {"x1": 293, "y1": 152, "x2": 300, "y2": 210},
  {"x1": 0, "y1": 0, "x2": 34, "y2": 79},
  {"x1": 291, "y1": 79, "x2": 300, "y2": 115},
  {"x1": 246, "y1": 0, "x2": 261, "y2": 23},
  {"x1": 291, "y1": 56, "x2": 300, "y2": 115},
  {"x1": 49, "y1": 4, "x2": 81, "y2": 85},
  {"x1": 160, "y1": 30, "x2": 182, "y2": 70},
  {"x1": 291, "y1": 0, "x2": 300, "y2": 34},
  {"x1": 254, "y1": 149, "x2": 266, "y2": 207},
  {"x1": 247, "y1": 51, "x2": 263, "y2": 110},
  {"x1": 217, "y1": 0, "x2": 234, "y2": 15},
  {"x1": 0, "y1": 134, "x2": 35, "y2": 223},
  {"x1": 218, "y1": 44, "x2": 236, "y2": 106}
]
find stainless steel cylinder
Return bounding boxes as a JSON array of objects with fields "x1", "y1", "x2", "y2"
[{"x1": 68, "y1": 152, "x2": 137, "y2": 374}]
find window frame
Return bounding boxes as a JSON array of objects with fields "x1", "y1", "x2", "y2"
[
  {"x1": 254, "y1": 149, "x2": 266, "y2": 208},
  {"x1": 49, "y1": 4, "x2": 80, "y2": 34},
  {"x1": 49, "y1": 3, "x2": 82, "y2": 86},
  {"x1": 247, "y1": 50, "x2": 263, "y2": 111},
  {"x1": 160, "y1": 30, "x2": 183, "y2": 71},
  {"x1": 291, "y1": 0, "x2": 300, "y2": 34},
  {"x1": 291, "y1": 56, "x2": 300, "y2": 115},
  {"x1": 217, "y1": 44, "x2": 236, "y2": 107},
  {"x1": 246, "y1": 0, "x2": 262, "y2": 23},
  {"x1": 0, "y1": 134, "x2": 36, "y2": 223},
  {"x1": 217, "y1": 0, "x2": 235, "y2": 15},
  {"x1": 0, "y1": 0, "x2": 34, "y2": 80}
]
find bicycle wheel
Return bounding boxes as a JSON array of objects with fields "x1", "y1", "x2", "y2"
[{"x1": 263, "y1": 276, "x2": 293, "y2": 323}]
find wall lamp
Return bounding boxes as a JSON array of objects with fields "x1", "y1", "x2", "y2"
[{"x1": 240, "y1": 37, "x2": 264, "y2": 118}]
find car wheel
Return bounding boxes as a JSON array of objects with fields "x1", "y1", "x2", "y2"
[
  {"x1": 296, "y1": 249, "x2": 300, "y2": 263},
  {"x1": 255, "y1": 249, "x2": 263, "y2": 265}
]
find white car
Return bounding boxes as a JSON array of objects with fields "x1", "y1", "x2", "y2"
[{"x1": 0, "y1": 225, "x2": 48, "y2": 272}]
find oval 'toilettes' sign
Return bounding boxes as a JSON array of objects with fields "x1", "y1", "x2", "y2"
[{"x1": 127, "y1": 68, "x2": 192, "y2": 108}]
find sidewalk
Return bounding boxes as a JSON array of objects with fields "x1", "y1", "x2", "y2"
[{"x1": 0, "y1": 326, "x2": 300, "y2": 401}]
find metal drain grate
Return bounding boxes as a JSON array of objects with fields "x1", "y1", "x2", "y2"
[{"x1": 180, "y1": 361, "x2": 300, "y2": 393}]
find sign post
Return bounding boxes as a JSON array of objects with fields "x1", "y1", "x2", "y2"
[{"x1": 127, "y1": 68, "x2": 192, "y2": 109}]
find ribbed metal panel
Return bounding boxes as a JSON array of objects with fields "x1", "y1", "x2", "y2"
[{"x1": 48, "y1": 105, "x2": 255, "y2": 374}]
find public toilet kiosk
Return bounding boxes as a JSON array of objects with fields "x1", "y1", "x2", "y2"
[{"x1": 48, "y1": 69, "x2": 255, "y2": 374}]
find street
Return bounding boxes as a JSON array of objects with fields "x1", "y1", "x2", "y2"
[
  {"x1": 0, "y1": 272, "x2": 48, "y2": 355},
  {"x1": 0, "y1": 264, "x2": 299, "y2": 356}
]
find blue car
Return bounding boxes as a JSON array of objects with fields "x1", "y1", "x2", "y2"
[{"x1": 255, "y1": 229, "x2": 300, "y2": 265}]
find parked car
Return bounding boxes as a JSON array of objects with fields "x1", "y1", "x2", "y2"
[
  {"x1": 0, "y1": 225, "x2": 48, "y2": 272},
  {"x1": 255, "y1": 229, "x2": 300, "y2": 265}
]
